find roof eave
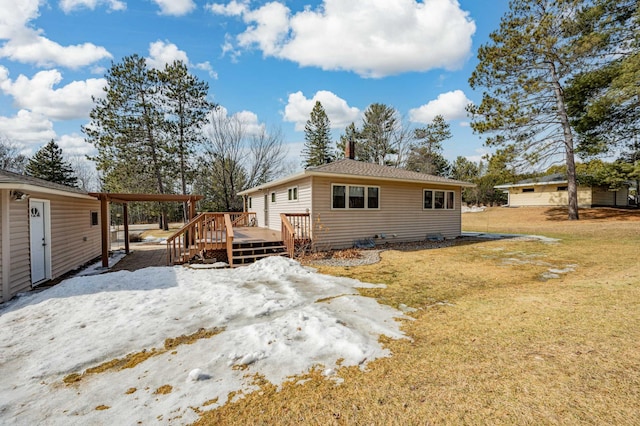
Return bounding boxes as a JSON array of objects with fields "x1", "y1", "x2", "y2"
[
  {"x1": 238, "y1": 170, "x2": 475, "y2": 194},
  {"x1": 0, "y1": 183, "x2": 96, "y2": 200}
]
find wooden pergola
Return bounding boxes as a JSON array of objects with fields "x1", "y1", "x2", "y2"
[{"x1": 89, "y1": 193, "x2": 204, "y2": 267}]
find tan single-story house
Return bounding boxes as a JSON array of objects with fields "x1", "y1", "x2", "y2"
[
  {"x1": 0, "y1": 170, "x2": 102, "y2": 303},
  {"x1": 494, "y1": 174, "x2": 629, "y2": 208},
  {"x1": 237, "y1": 159, "x2": 474, "y2": 250}
]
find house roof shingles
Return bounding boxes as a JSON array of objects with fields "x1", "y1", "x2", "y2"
[{"x1": 239, "y1": 159, "x2": 474, "y2": 195}]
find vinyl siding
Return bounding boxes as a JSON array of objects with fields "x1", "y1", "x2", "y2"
[
  {"x1": 0, "y1": 190, "x2": 4, "y2": 302},
  {"x1": 0, "y1": 191, "x2": 102, "y2": 303},
  {"x1": 508, "y1": 185, "x2": 592, "y2": 207},
  {"x1": 591, "y1": 186, "x2": 628, "y2": 206},
  {"x1": 47, "y1": 193, "x2": 102, "y2": 279},
  {"x1": 246, "y1": 178, "x2": 313, "y2": 231},
  {"x1": 9, "y1": 198, "x2": 30, "y2": 296},
  {"x1": 311, "y1": 176, "x2": 462, "y2": 249}
]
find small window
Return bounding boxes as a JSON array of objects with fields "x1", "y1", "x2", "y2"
[
  {"x1": 271, "y1": 192, "x2": 276, "y2": 203},
  {"x1": 446, "y1": 191, "x2": 454, "y2": 210},
  {"x1": 434, "y1": 191, "x2": 446, "y2": 209},
  {"x1": 333, "y1": 185, "x2": 346, "y2": 208},
  {"x1": 424, "y1": 190, "x2": 433, "y2": 209},
  {"x1": 557, "y1": 186, "x2": 568, "y2": 191},
  {"x1": 248, "y1": 197, "x2": 252, "y2": 209},
  {"x1": 91, "y1": 211, "x2": 99, "y2": 226},
  {"x1": 288, "y1": 187, "x2": 298, "y2": 201},
  {"x1": 349, "y1": 186, "x2": 365, "y2": 208},
  {"x1": 368, "y1": 187, "x2": 379, "y2": 209},
  {"x1": 522, "y1": 188, "x2": 534, "y2": 193}
]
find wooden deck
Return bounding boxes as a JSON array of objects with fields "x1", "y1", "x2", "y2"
[{"x1": 233, "y1": 226, "x2": 282, "y2": 243}]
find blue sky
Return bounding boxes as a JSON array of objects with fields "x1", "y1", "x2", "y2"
[{"x1": 0, "y1": 0, "x2": 510, "y2": 170}]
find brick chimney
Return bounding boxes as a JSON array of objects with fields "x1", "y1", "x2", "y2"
[{"x1": 345, "y1": 138, "x2": 355, "y2": 160}]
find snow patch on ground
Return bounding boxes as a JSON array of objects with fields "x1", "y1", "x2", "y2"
[{"x1": 0, "y1": 257, "x2": 407, "y2": 425}]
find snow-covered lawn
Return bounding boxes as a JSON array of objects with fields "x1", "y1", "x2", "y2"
[{"x1": 0, "y1": 257, "x2": 407, "y2": 425}]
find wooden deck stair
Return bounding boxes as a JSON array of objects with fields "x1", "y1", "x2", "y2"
[{"x1": 231, "y1": 241, "x2": 288, "y2": 266}]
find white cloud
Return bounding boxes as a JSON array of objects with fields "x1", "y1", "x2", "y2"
[
  {"x1": 146, "y1": 41, "x2": 218, "y2": 78},
  {"x1": 147, "y1": 40, "x2": 189, "y2": 69},
  {"x1": 152, "y1": 0, "x2": 196, "y2": 16},
  {"x1": 283, "y1": 91, "x2": 360, "y2": 131},
  {"x1": 206, "y1": 106, "x2": 266, "y2": 136},
  {"x1": 57, "y1": 133, "x2": 96, "y2": 156},
  {"x1": 0, "y1": 0, "x2": 112, "y2": 68},
  {"x1": 0, "y1": 67, "x2": 105, "y2": 120},
  {"x1": 59, "y1": 0, "x2": 126, "y2": 13},
  {"x1": 194, "y1": 61, "x2": 218, "y2": 79},
  {"x1": 205, "y1": 0, "x2": 249, "y2": 16},
  {"x1": 236, "y1": 2, "x2": 290, "y2": 56},
  {"x1": 0, "y1": 110, "x2": 56, "y2": 150},
  {"x1": 210, "y1": 0, "x2": 476, "y2": 78},
  {"x1": 409, "y1": 90, "x2": 473, "y2": 124},
  {"x1": 233, "y1": 110, "x2": 265, "y2": 135}
]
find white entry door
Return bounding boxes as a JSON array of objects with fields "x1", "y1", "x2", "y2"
[{"x1": 29, "y1": 200, "x2": 48, "y2": 284}]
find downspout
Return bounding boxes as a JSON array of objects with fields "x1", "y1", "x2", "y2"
[{"x1": 1, "y1": 190, "x2": 10, "y2": 302}]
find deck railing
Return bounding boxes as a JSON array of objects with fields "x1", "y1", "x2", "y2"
[
  {"x1": 166, "y1": 212, "x2": 256, "y2": 264},
  {"x1": 281, "y1": 213, "x2": 311, "y2": 257}
]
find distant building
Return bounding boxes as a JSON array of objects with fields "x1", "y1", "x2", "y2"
[{"x1": 494, "y1": 174, "x2": 629, "y2": 208}]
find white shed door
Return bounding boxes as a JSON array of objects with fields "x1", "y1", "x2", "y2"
[{"x1": 29, "y1": 200, "x2": 47, "y2": 284}]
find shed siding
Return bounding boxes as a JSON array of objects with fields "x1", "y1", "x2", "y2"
[
  {"x1": 310, "y1": 176, "x2": 461, "y2": 249},
  {"x1": 508, "y1": 185, "x2": 592, "y2": 207},
  {"x1": 9, "y1": 199, "x2": 30, "y2": 296},
  {"x1": 591, "y1": 186, "x2": 628, "y2": 206},
  {"x1": 47, "y1": 193, "x2": 102, "y2": 279},
  {"x1": 0, "y1": 190, "x2": 4, "y2": 302}
]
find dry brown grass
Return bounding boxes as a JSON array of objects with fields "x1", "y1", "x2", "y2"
[
  {"x1": 195, "y1": 207, "x2": 640, "y2": 425},
  {"x1": 62, "y1": 327, "x2": 223, "y2": 386}
]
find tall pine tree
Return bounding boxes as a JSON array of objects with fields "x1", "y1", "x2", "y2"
[
  {"x1": 302, "y1": 101, "x2": 333, "y2": 168},
  {"x1": 26, "y1": 140, "x2": 78, "y2": 187},
  {"x1": 406, "y1": 115, "x2": 452, "y2": 176}
]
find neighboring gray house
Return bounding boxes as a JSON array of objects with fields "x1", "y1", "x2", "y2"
[
  {"x1": 238, "y1": 159, "x2": 474, "y2": 250},
  {"x1": 495, "y1": 174, "x2": 629, "y2": 208},
  {"x1": 0, "y1": 170, "x2": 102, "y2": 303}
]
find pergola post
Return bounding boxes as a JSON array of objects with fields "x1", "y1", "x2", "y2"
[{"x1": 123, "y1": 202, "x2": 130, "y2": 254}]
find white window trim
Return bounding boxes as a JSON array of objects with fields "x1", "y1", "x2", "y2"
[
  {"x1": 287, "y1": 186, "x2": 298, "y2": 202},
  {"x1": 271, "y1": 192, "x2": 276, "y2": 203},
  {"x1": 331, "y1": 183, "x2": 381, "y2": 210},
  {"x1": 423, "y1": 189, "x2": 455, "y2": 210}
]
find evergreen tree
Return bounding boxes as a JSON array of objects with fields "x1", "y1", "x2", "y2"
[
  {"x1": 565, "y1": 0, "x2": 639, "y2": 156},
  {"x1": 158, "y1": 60, "x2": 213, "y2": 196},
  {"x1": 468, "y1": 0, "x2": 594, "y2": 220},
  {"x1": 301, "y1": 101, "x2": 333, "y2": 168},
  {"x1": 26, "y1": 140, "x2": 78, "y2": 187},
  {"x1": 336, "y1": 122, "x2": 360, "y2": 159},
  {"x1": 84, "y1": 54, "x2": 168, "y2": 196},
  {"x1": 406, "y1": 115, "x2": 452, "y2": 176},
  {"x1": 359, "y1": 103, "x2": 398, "y2": 165}
]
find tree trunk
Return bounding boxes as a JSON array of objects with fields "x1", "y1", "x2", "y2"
[{"x1": 548, "y1": 61, "x2": 579, "y2": 220}]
